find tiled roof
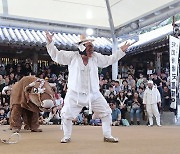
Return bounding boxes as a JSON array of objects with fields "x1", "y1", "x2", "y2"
[
  {"x1": 0, "y1": 24, "x2": 175, "y2": 56},
  {"x1": 0, "y1": 26, "x2": 112, "y2": 54},
  {"x1": 126, "y1": 23, "x2": 177, "y2": 55},
  {"x1": 126, "y1": 36, "x2": 169, "y2": 56}
]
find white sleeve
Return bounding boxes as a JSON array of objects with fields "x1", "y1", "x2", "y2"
[
  {"x1": 46, "y1": 42, "x2": 76, "y2": 65},
  {"x1": 156, "y1": 89, "x2": 161, "y2": 102},
  {"x1": 143, "y1": 90, "x2": 147, "y2": 104},
  {"x1": 94, "y1": 48, "x2": 126, "y2": 68}
]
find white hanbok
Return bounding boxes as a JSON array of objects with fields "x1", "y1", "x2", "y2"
[
  {"x1": 46, "y1": 42, "x2": 125, "y2": 139},
  {"x1": 143, "y1": 86, "x2": 161, "y2": 126}
]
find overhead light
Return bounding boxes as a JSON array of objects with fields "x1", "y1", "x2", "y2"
[
  {"x1": 130, "y1": 22, "x2": 139, "y2": 30},
  {"x1": 86, "y1": 28, "x2": 94, "y2": 36}
]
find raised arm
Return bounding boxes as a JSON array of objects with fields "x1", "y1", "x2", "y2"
[
  {"x1": 46, "y1": 31, "x2": 75, "y2": 65},
  {"x1": 94, "y1": 42, "x2": 130, "y2": 68}
]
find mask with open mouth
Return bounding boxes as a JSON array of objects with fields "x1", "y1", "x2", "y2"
[{"x1": 24, "y1": 78, "x2": 55, "y2": 110}]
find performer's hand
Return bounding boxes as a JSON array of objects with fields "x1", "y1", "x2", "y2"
[
  {"x1": 46, "y1": 31, "x2": 54, "y2": 44},
  {"x1": 120, "y1": 41, "x2": 131, "y2": 52}
]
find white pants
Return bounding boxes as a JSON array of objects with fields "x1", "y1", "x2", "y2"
[
  {"x1": 146, "y1": 104, "x2": 160, "y2": 125},
  {"x1": 61, "y1": 90, "x2": 112, "y2": 139}
]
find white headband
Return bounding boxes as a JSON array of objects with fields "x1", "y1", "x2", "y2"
[{"x1": 148, "y1": 80, "x2": 153, "y2": 84}]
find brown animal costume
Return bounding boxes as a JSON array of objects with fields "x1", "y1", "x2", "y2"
[{"x1": 10, "y1": 76, "x2": 55, "y2": 132}]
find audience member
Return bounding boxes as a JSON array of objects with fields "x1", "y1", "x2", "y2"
[
  {"x1": 0, "y1": 108, "x2": 7, "y2": 125},
  {"x1": 130, "y1": 91, "x2": 142, "y2": 125},
  {"x1": 0, "y1": 58, "x2": 173, "y2": 127},
  {"x1": 116, "y1": 91, "x2": 128, "y2": 119},
  {"x1": 109, "y1": 101, "x2": 121, "y2": 126}
]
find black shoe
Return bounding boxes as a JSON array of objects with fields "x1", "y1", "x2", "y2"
[
  {"x1": 137, "y1": 121, "x2": 140, "y2": 125},
  {"x1": 130, "y1": 121, "x2": 134, "y2": 125}
]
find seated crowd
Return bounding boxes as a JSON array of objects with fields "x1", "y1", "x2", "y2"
[{"x1": 0, "y1": 59, "x2": 173, "y2": 126}]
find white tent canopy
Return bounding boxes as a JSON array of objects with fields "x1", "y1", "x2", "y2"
[{"x1": 0, "y1": 0, "x2": 180, "y2": 37}]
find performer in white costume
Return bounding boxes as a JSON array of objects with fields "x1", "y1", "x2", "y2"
[
  {"x1": 46, "y1": 32, "x2": 130, "y2": 143},
  {"x1": 143, "y1": 80, "x2": 162, "y2": 127}
]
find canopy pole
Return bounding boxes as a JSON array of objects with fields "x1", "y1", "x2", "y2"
[
  {"x1": 105, "y1": 0, "x2": 118, "y2": 80},
  {"x1": 2, "y1": 0, "x2": 8, "y2": 15}
]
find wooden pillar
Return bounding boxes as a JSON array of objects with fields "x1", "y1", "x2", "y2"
[
  {"x1": 33, "y1": 52, "x2": 38, "y2": 74},
  {"x1": 156, "y1": 52, "x2": 162, "y2": 75}
]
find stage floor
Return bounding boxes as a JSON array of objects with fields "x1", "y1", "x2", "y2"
[{"x1": 0, "y1": 125, "x2": 180, "y2": 154}]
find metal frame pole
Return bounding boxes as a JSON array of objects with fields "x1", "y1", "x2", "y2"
[
  {"x1": 2, "y1": 0, "x2": 8, "y2": 15},
  {"x1": 105, "y1": 0, "x2": 118, "y2": 80}
]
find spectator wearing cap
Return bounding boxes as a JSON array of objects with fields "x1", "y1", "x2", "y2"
[{"x1": 143, "y1": 80, "x2": 161, "y2": 127}]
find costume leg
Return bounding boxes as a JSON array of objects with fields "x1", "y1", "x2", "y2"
[
  {"x1": 10, "y1": 104, "x2": 23, "y2": 130},
  {"x1": 146, "y1": 104, "x2": 153, "y2": 125},
  {"x1": 91, "y1": 92, "x2": 112, "y2": 138},
  {"x1": 29, "y1": 111, "x2": 40, "y2": 130},
  {"x1": 61, "y1": 93, "x2": 82, "y2": 139},
  {"x1": 152, "y1": 104, "x2": 161, "y2": 125},
  {"x1": 22, "y1": 109, "x2": 31, "y2": 130}
]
